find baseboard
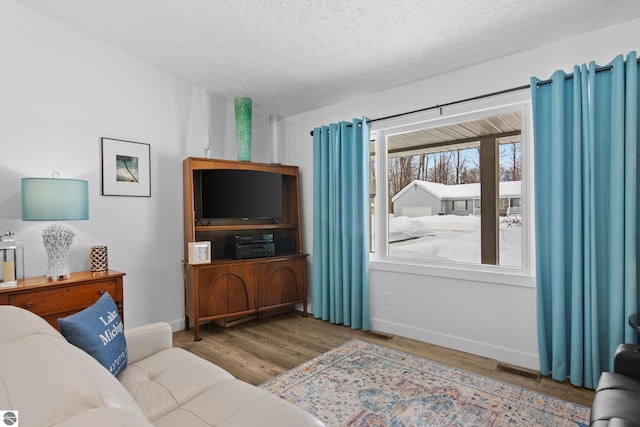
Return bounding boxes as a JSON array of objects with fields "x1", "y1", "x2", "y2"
[
  {"x1": 370, "y1": 317, "x2": 540, "y2": 371},
  {"x1": 167, "y1": 312, "x2": 538, "y2": 369},
  {"x1": 168, "y1": 318, "x2": 184, "y2": 332}
]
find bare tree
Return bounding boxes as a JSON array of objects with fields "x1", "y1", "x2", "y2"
[
  {"x1": 430, "y1": 151, "x2": 455, "y2": 184},
  {"x1": 510, "y1": 142, "x2": 521, "y2": 181},
  {"x1": 417, "y1": 154, "x2": 427, "y2": 181},
  {"x1": 461, "y1": 166, "x2": 480, "y2": 183},
  {"x1": 452, "y1": 150, "x2": 466, "y2": 184},
  {"x1": 499, "y1": 142, "x2": 522, "y2": 181},
  {"x1": 388, "y1": 156, "x2": 416, "y2": 212}
]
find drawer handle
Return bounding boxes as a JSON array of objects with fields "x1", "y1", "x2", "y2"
[
  {"x1": 99, "y1": 289, "x2": 107, "y2": 295},
  {"x1": 25, "y1": 301, "x2": 33, "y2": 309}
]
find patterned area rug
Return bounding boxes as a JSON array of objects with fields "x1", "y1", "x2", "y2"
[{"x1": 260, "y1": 339, "x2": 589, "y2": 427}]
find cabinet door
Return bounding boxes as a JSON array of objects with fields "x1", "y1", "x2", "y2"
[
  {"x1": 197, "y1": 264, "x2": 255, "y2": 317},
  {"x1": 256, "y1": 258, "x2": 305, "y2": 309}
]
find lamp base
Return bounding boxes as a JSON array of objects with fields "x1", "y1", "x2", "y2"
[
  {"x1": 46, "y1": 273, "x2": 71, "y2": 282},
  {"x1": 41, "y1": 223, "x2": 75, "y2": 281}
]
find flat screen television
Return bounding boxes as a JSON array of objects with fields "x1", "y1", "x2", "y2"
[{"x1": 198, "y1": 169, "x2": 283, "y2": 219}]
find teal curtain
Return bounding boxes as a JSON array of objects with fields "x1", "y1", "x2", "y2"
[
  {"x1": 312, "y1": 118, "x2": 370, "y2": 330},
  {"x1": 531, "y1": 52, "x2": 639, "y2": 389}
]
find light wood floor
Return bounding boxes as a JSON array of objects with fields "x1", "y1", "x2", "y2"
[{"x1": 173, "y1": 310, "x2": 595, "y2": 408}]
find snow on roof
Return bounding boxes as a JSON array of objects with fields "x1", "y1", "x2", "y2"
[
  {"x1": 392, "y1": 180, "x2": 521, "y2": 202},
  {"x1": 496, "y1": 180, "x2": 521, "y2": 197}
]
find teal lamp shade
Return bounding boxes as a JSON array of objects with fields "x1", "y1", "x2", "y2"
[{"x1": 22, "y1": 178, "x2": 89, "y2": 221}]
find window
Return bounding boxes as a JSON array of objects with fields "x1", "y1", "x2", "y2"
[
  {"x1": 453, "y1": 200, "x2": 467, "y2": 211},
  {"x1": 371, "y1": 102, "x2": 528, "y2": 271}
]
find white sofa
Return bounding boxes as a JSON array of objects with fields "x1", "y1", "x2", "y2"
[{"x1": 0, "y1": 305, "x2": 324, "y2": 427}]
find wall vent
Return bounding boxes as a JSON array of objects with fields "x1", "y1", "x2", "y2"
[
  {"x1": 496, "y1": 362, "x2": 541, "y2": 382},
  {"x1": 366, "y1": 330, "x2": 393, "y2": 340}
]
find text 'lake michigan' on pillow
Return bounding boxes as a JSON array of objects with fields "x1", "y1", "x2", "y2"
[{"x1": 58, "y1": 291, "x2": 128, "y2": 376}]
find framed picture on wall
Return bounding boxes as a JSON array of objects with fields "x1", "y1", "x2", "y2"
[{"x1": 101, "y1": 137, "x2": 151, "y2": 197}]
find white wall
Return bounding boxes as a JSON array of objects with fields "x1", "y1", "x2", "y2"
[
  {"x1": 283, "y1": 19, "x2": 640, "y2": 369},
  {"x1": 0, "y1": 1, "x2": 271, "y2": 330}
]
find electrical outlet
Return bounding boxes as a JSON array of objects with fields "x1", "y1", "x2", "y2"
[{"x1": 383, "y1": 291, "x2": 391, "y2": 305}]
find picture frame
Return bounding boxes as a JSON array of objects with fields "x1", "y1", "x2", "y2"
[
  {"x1": 187, "y1": 241, "x2": 211, "y2": 265},
  {"x1": 101, "y1": 137, "x2": 151, "y2": 197}
]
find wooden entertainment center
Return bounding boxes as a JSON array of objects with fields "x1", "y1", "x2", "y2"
[{"x1": 182, "y1": 157, "x2": 307, "y2": 340}]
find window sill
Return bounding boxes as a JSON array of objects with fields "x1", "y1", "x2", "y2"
[{"x1": 369, "y1": 256, "x2": 535, "y2": 288}]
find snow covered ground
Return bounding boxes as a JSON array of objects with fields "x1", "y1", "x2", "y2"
[{"x1": 388, "y1": 214, "x2": 521, "y2": 267}]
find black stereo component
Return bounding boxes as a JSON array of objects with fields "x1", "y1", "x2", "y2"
[
  {"x1": 226, "y1": 234, "x2": 275, "y2": 260},
  {"x1": 228, "y1": 243, "x2": 275, "y2": 260},
  {"x1": 227, "y1": 234, "x2": 274, "y2": 245},
  {"x1": 275, "y1": 237, "x2": 297, "y2": 255}
]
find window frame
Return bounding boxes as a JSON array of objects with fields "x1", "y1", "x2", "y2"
[{"x1": 369, "y1": 92, "x2": 533, "y2": 278}]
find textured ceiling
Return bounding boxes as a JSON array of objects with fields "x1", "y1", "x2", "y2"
[{"x1": 15, "y1": 0, "x2": 640, "y2": 116}]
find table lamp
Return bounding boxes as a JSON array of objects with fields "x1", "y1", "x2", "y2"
[{"x1": 21, "y1": 176, "x2": 89, "y2": 280}]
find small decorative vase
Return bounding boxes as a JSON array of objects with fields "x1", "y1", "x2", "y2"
[
  {"x1": 234, "y1": 97, "x2": 252, "y2": 161},
  {"x1": 90, "y1": 245, "x2": 108, "y2": 272}
]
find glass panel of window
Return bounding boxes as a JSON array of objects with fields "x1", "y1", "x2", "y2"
[
  {"x1": 499, "y1": 139, "x2": 522, "y2": 267},
  {"x1": 380, "y1": 111, "x2": 523, "y2": 268}
]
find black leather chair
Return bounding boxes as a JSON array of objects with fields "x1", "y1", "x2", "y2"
[{"x1": 590, "y1": 344, "x2": 640, "y2": 426}]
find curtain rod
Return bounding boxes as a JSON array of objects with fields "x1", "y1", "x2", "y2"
[
  {"x1": 309, "y1": 56, "x2": 640, "y2": 137},
  {"x1": 309, "y1": 84, "x2": 530, "y2": 136}
]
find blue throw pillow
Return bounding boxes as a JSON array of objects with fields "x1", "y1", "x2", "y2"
[{"x1": 58, "y1": 292, "x2": 127, "y2": 376}]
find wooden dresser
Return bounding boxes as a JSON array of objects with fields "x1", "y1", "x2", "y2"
[{"x1": 0, "y1": 270, "x2": 125, "y2": 330}]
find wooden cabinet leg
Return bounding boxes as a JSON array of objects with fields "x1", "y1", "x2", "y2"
[{"x1": 194, "y1": 322, "x2": 201, "y2": 341}]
